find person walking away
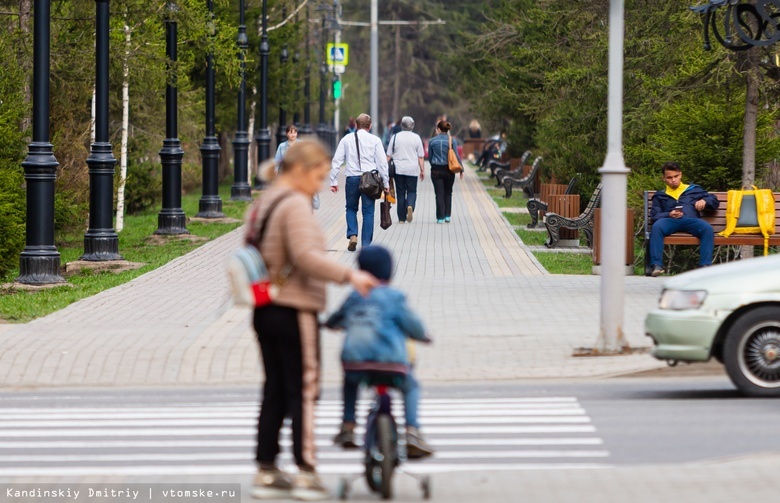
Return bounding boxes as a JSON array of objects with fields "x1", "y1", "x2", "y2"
[
  {"x1": 249, "y1": 139, "x2": 379, "y2": 501},
  {"x1": 330, "y1": 113, "x2": 390, "y2": 251},
  {"x1": 468, "y1": 119, "x2": 482, "y2": 138},
  {"x1": 648, "y1": 161, "x2": 720, "y2": 276},
  {"x1": 427, "y1": 120, "x2": 464, "y2": 223},
  {"x1": 325, "y1": 245, "x2": 435, "y2": 458},
  {"x1": 387, "y1": 116, "x2": 424, "y2": 223}
]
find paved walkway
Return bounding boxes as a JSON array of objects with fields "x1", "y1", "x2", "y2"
[{"x1": 0, "y1": 164, "x2": 665, "y2": 389}]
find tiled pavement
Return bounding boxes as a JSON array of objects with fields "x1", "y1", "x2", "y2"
[{"x1": 0, "y1": 163, "x2": 666, "y2": 389}]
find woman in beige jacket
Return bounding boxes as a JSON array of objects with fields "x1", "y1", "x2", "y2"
[{"x1": 249, "y1": 140, "x2": 377, "y2": 501}]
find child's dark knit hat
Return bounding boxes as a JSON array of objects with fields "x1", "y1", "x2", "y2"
[{"x1": 357, "y1": 245, "x2": 393, "y2": 281}]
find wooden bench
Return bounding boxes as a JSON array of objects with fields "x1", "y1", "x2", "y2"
[
  {"x1": 643, "y1": 190, "x2": 780, "y2": 275},
  {"x1": 527, "y1": 177, "x2": 579, "y2": 228},
  {"x1": 544, "y1": 183, "x2": 603, "y2": 248},
  {"x1": 492, "y1": 150, "x2": 532, "y2": 186},
  {"x1": 502, "y1": 156, "x2": 543, "y2": 199}
]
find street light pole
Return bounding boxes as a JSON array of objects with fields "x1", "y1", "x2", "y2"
[
  {"x1": 17, "y1": 0, "x2": 64, "y2": 284},
  {"x1": 254, "y1": 0, "x2": 271, "y2": 188},
  {"x1": 370, "y1": 0, "x2": 378, "y2": 132},
  {"x1": 155, "y1": 1, "x2": 188, "y2": 235},
  {"x1": 197, "y1": 0, "x2": 225, "y2": 218},
  {"x1": 596, "y1": 0, "x2": 630, "y2": 353},
  {"x1": 300, "y1": 2, "x2": 313, "y2": 135},
  {"x1": 82, "y1": 0, "x2": 122, "y2": 261},
  {"x1": 275, "y1": 44, "x2": 289, "y2": 150},
  {"x1": 231, "y1": 0, "x2": 252, "y2": 201},
  {"x1": 293, "y1": 50, "x2": 301, "y2": 127}
]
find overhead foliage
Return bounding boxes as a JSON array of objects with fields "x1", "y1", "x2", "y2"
[{"x1": 458, "y1": 0, "x2": 780, "y2": 200}]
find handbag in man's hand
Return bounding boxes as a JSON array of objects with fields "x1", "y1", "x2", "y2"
[
  {"x1": 359, "y1": 170, "x2": 384, "y2": 200},
  {"x1": 380, "y1": 193, "x2": 393, "y2": 230}
]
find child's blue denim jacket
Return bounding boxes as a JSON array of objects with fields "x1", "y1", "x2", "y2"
[{"x1": 325, "y1": 286, "x2": 428, "y2": 366}]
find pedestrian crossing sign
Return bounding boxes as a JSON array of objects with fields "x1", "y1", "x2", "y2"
[{"x1": 326, "y1": 43, "x2": 349, "y2": 66}]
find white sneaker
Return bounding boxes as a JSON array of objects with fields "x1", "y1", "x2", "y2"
[
  {"x1": 291, "y1": 471, "x2": 329, "y2": 501},
  {"x1": 250, "y1": 467, "x2": 293, "y2": 499}
]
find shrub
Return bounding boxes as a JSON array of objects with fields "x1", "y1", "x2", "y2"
[{"x1": 124, "y1": 161, "x2": 162, "y2": 215}]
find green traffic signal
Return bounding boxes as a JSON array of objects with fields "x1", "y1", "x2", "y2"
[{"x1": 333, "y1": 79, "x2": 342, "y2": 100}]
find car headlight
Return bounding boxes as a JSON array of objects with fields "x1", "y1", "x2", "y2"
[{"x1": 658, "y1": 289, "x2": 707, "y2": 310}]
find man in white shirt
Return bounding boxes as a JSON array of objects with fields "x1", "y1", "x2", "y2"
[
  {"x1": 386, "y1": 116, "x2": 424, "y2": 223},
  {"x1": 330, "y1": 113, "x2": 390, "y2": 251}
]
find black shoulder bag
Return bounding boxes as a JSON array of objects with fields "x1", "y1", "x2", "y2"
[
  {"x1": 388, "y1": 134, "x2": 397, "y2": 178},
  {"x1": 356, "y1": 131, "x2": 384, "y2": 200}
]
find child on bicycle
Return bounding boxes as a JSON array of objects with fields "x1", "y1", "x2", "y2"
[{"x1": 325, "y1": 245, "x2": 434, "y2": 459}]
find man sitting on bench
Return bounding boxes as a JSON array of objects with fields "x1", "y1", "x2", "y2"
[{"x1": 649, "y1": 162, "x2": 720, "y2": 277}]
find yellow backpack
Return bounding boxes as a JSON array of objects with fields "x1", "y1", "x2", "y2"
[{"x1": 718, "y1": 186, "x2": 776, "y2": 255}]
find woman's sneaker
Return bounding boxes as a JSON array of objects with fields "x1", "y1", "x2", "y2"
[
  {"x1": 407, "y1": 206, "x2": 414, "y2": 223},
  {"x1": 291, "y1": 471, "x2": 329, "y2": 501},
  {"x1": 250, "y1": 467, "x2": 293, "y2": 499}
]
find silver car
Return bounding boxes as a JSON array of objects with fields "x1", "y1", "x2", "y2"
[{"x1": 645, "y1": 254, "x2": 780, "y2": 397}]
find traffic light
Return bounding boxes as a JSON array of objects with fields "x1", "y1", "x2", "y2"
[{"x1": 332, "y1": 78, "x2": 342, "y2": 100}]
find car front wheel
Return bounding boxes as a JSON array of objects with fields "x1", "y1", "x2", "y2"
[{"x1": 724, "y1": 306, "x2": 780, "y2": 397}]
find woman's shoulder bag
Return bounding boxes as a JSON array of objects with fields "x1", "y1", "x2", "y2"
[{"x1": 447, "y1": 133, "x2": 463, "y2": 174}]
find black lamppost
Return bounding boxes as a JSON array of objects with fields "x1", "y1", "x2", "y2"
[
  {"x1": 82, "y1": 0, "x2": 122, "y2": 261},
  {"x1": 253, "y1": 0, "x2": 271, "y2": 189},
  {"x1": 196, "y1": 0, "x2": 225, "y2": 218},
  {"x1": 231, "y1": 0, "x2": 252, "y2": 201},
  {"x1": 17, "y1": 0, "x2": 64, "y2": 284},
  {"x1": 292, "y1": 50, "x2": 301, "y2": 127},
  {"x1": 299, "y1": 1, "x2": 313, "y2": 135},
  {"x1": 155, "y1": 1, "x2": 188, "y2": 235},
  {"x1": 275, "y1": 44, "x2": 289, "y2": 149}
]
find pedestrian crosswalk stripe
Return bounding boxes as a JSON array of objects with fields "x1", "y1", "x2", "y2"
[
  {"x1": 0, "y1": 463, "x2": 612, "y2": 477},
  {"x1": 0, "y1": 406, "x2": 586, "y2": 418},
  {"x1": 1, "y1": 450, "x2": 610, "y2": 463},
  {"x1": 0, "y1": 437, "x2": 603, "y2": 449},
  {"x1": 0, "y1": 425, "x2": 598, "y2": 437}
]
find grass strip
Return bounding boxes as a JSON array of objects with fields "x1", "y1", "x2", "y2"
[{"x1": 0, "y1": 183, "x2": 251, "y2": 323}]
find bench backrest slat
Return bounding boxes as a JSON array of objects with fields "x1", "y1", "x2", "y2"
[{"x1": 583, "y1": 183, "x2": 603, "y2": 214}]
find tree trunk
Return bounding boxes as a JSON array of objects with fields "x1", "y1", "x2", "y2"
[
  {"x1": 116, "y1": 24, "x2": 131, "y2": 233},
  {"x1": 248, "y1": 88, "x2": 257, "y2": 184},
  {"x1": 19, "y1": 0, "x2": 32, "y2": 134}
]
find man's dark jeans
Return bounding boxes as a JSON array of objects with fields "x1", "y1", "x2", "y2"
[
  {"x1": 345, "y1": 175, "x2": 375, "y2": 246},
  {"x1": 649, "y1": 217, "x2": 715, "y2": 267}
]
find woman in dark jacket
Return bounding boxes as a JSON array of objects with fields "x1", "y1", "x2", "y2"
[{"x1": 427, "y1": 121, "x2": 464, "y2": 223}]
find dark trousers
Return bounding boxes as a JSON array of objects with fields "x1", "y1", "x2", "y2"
[
  {"x1": 254, "y1": 305, "x2": 319, "y2": 470},
  {"x1": 430, "y1": 165, "x2": 455, "y2": 220},
  {"x1": 649, "y1": 217, "x2": 715, "y2": 267},
  {"x1": 394, "y1": 174, "x2": 418, "y2": 221}
]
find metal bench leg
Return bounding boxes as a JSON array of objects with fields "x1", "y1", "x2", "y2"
[
  {"x1": 504, "y1": 179, "x2": 513, "y2": 198},
  {"x1": 544, "y1": 221, "x2": 559, "y2": 248},
  {"x1": 583, "y1": 225, "x2": 594, "y2": 249},
  {"x1": 527, "y1": 200, "x2": 546, "y2": 228}
]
